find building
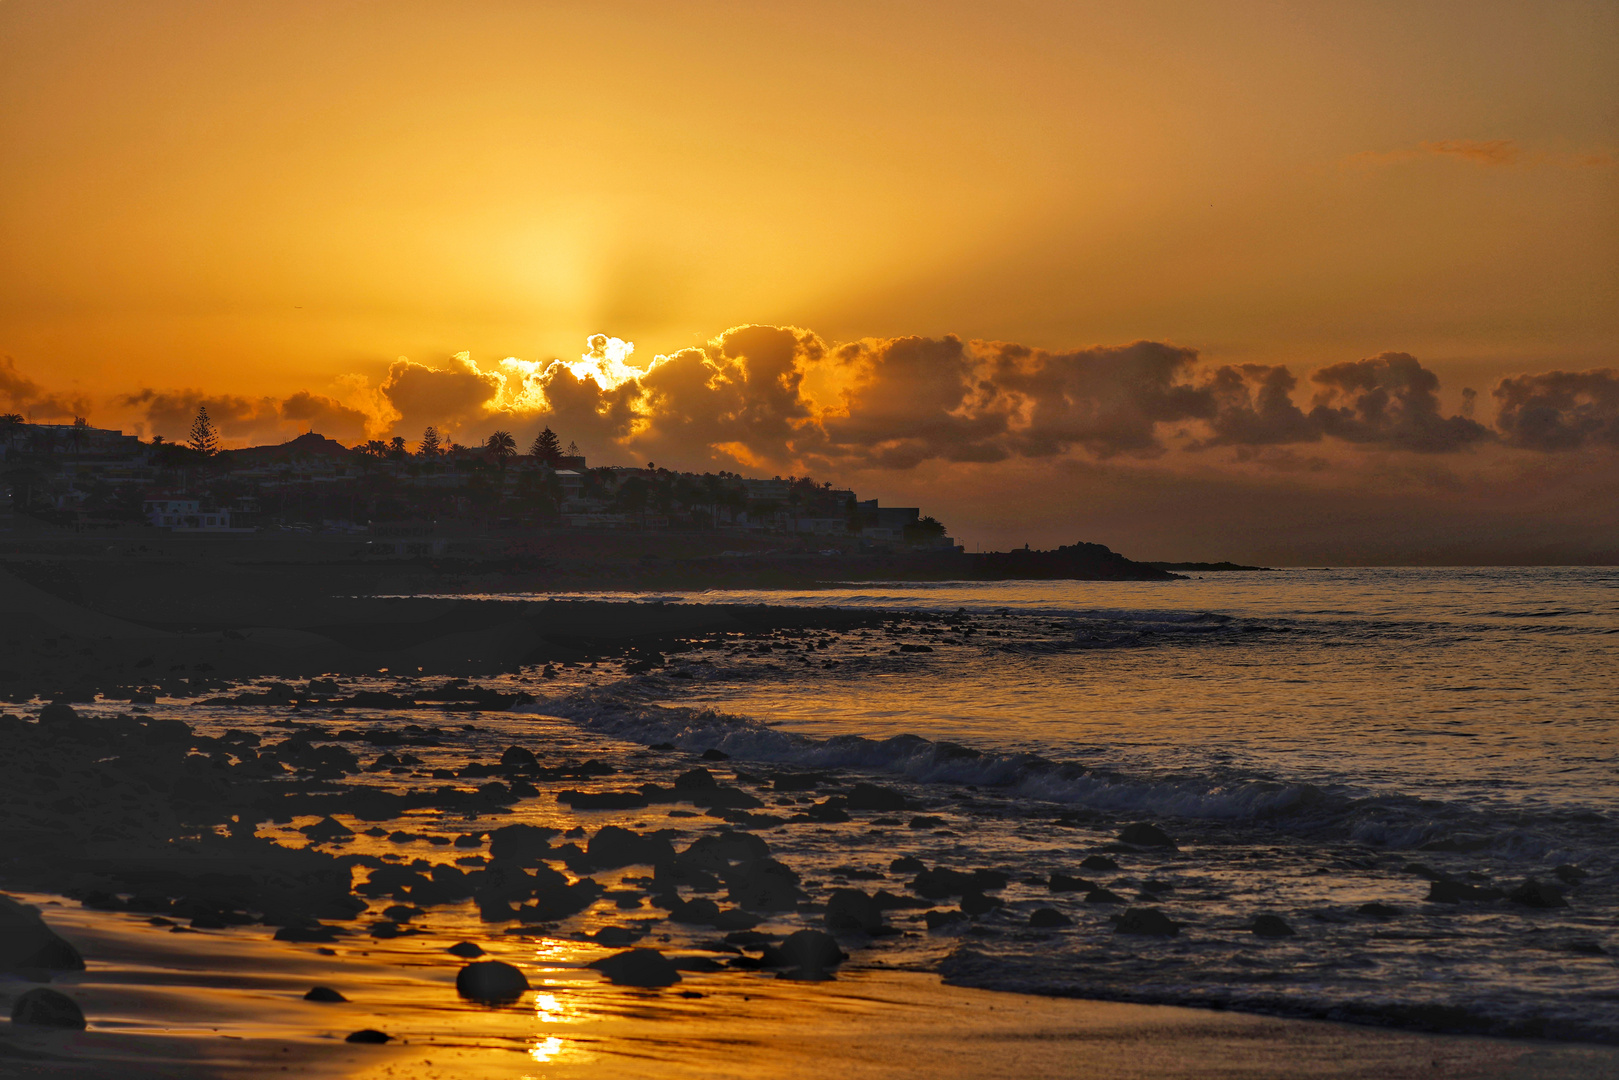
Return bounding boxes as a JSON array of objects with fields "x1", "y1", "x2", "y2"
[{"x1": 142, "y1": 496, "x2": 240, "y2": 531}]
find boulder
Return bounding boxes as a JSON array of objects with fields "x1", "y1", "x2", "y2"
[
  {"x1": 924, "y1": 909, "x2": 966, "y2": 930},
  {"x1": 959, "y1": 891, "x2": 1002, "y2": 917},
  {"x1": 299, "y1": 816, "x2": 354, "y2": 842},
  {"x1": 1117, "y1": 823, "x2": 1177, "y2": 849},
  {"x1": 1249, "y1": 914, "x2": 1295, "y2": 938},
  {"x1": 455, "y1": 960, "x2": 531, "y2": 1003},
  {"x1": 1084, "y1": 887, "x2": 1126, "y2": 904},
  {"x1": 674, "y1": 767, "x2": 719, "y2": 790},
  {"x1": 304, "y1": 986, "x2": 347, "y2": 1002},
  {"x1": 447, "y1": 941, "x2": 485, "y2": 958},
  {"x1": 1507, "y1": 878, "x2": 1568, "y2": 909},
  {"x1": 825, "y1": 888, "x2": 886, "y2": 933},
  {"x1": 890, "y1": 856, "x2": 926, "y2": 874},
  {"x1": 587, "y1": 826, "x2": 675, "y2": 869},
  {"x1": 11, "y1": 987, "x2": 85, "y2": 1029},
  {"x1": 1029, "y1": 907, "x2": 1073, "y2": 928},
  {"x1": 0, "y1": 894, "x2": 84, "y2": 974},
  {"x1": 846, "y1": 783, "x2": 908, "y2": 811},
  {"x1": 1426, "y1": 880, "x2": 1504, "y2": 904},
  {"x1": 500, "y1": 745, "x2": 538, "y2": 767},
  {"x1": 1357, "y1": 902, "x2": 1400, "y2": 919},
  {"x1": 766, "y1": 929, "x2": 847, "y2": 979},
  {"x1": 488, "y1": 823, "x2": 557, "y2": 863},
  {"x1": 1114, "y1": 907, "x2": 1180, "y2": 936},
  {"x1": 588, "y1": 948, "x2": 682, "y2": 987},
  {"x1": 345, "y1": 1029, "x2": 391, "y2": 1043},
  {"x1": 1079, "y1": 855, "x2": 1120, "y2": 871},
  {"x1": 1048, "y1": 873, "x2": 1094, "y2": 893},
  {"x1": 38, "y1": 702, "x2": 79, "y2": 725}
]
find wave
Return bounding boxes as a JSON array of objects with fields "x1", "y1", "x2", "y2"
[{"x1": 525, "y1": 682, "x2": 1609, "y2": 866}]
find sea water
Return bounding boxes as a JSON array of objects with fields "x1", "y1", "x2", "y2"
[{"x1": 518, "y1": 567, "x2": 1619, "y2": 1039}]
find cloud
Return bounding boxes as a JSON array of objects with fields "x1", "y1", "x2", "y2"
[
  {"x1": 1492, "y1": 369, "x2": 1619, "y2": 451},
  {"x1": 379, "y1": 353, "x2": 504, "y2": 441},
  {"x1": 117, "y1": 388, "x2": 371, "y2": 445},
  {"x1": 1346, "y1": 139, "x2": 1612, "y2": 170},
  {"x1": 1306, "y1": 352, "x2": 1491, "y2": 453},
  {"x1": 1195, "y1": 363, "x2": 1318, "y2": 449},
  {"x1": 0, "y1": 355, "x2": 90, "y2": 421}
]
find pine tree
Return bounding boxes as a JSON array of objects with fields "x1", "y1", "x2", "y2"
[
  {"x1": 530, "y1": 426, "x2": 562, "y2": 465},
  {"x1": 187, "y1": 406, "x2": 219, "y2": 456},
  {"x1": 419, "y1": 426, "x2": 441, "y2": 458}
]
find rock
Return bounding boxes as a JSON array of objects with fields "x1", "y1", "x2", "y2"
[
  {"x1": 1250, "y1": 914, "x2": 1295, "y2": 938},
  {"x1": 1048, "y1": 873, "x2": 1094, "y2": 893},
  {"x1": 273, "y1": 924, "x2": 342, "y2": 943},
  {"x1": 588, "y1": 948, "x2": 682, "y2": 987},
  {"x1": 1426, "y1": 880, "x2": 1504, "y2": 904},
  {"x1": 304, "y1": 986, "x2": 347, "y2": 1002},
  {"x1": 825, "y1": 888, "x2": 886, "y2": 933},
  {"x1": 701, "y1": 748, "x2": 731, "y2": 760},
  {"x1": 1507, "y1": 878, "x2": 1568, "y2": 909},
  {"x1": 1114, "y1": 907, "x2": 1180, "y2": 936},
  {"x1": 38, "y1": 702, "x2": 79, "y2": 725},
  {"x1": 588, "y1": 826, "x2": 676, "y2": 869},
  {"x1": 1117, "y1": 823, "x2": 1177, "y2": 849},
  {"x1": 890, "y1": 856, "x2": 926, "y2": 874},
  {"x1": 1357, "y1": 902, "x2": 1400, "y2": 919},
  {"x1": 674, "y1": 767, "x2": 719, "y2": 790},
  {"x1": 447, "y1": 941, "x2": 485, "y2": 959},
  {"x1": 725, "y1": 860, "x2": 804, "y2": 912},
  {"x1": 766, "y1": 929, "x2": 847, "y2": 979},
  {"x1": 488, "y1": 823, "x2": 557, "y2": 863},
  {"x1": 668, "y1": 897, "x2": 722, "y2": 925},
  {"x1": 1029, "y1": 907, "x2": 1073, "y2": 928},
  {"x1": 1084, "y1": 887, "x2": 1125, "y2": 904},
  {"x1": 299, "y1": 816, "x2": 354, "y2": 842},
  {"x1": 500, "y1": 745, "x2": 538, "y2": 767},
  {"x1": 591, "y1": 926, "x2": 648, "y2": 947},
  {"x1": 925, "y1": 909, "x2": 966, "y2": 930},
  {"x1": 684, "y1": 831, "x2": 772, "y2": 870},
  {"x1": 11, "y1": 988, "x2": 86, "y2": 1029},
  {"x1": 846, "y1": 783, "x2": 908, "y2": 811},
  {"x1": 1553, "y1": 864, "x2": 1586, "y2": 885},
  {"x1": 456, "y1": 960, "x2": 531, "y2": 1003},
  {"x1": 345, "y1": 1029, "x2": 391, "y2": 1044},
  {"x1": 1079, "y1": 855, "x2": 1120, "y2": 871},
  {"x1": 0, "y1": 894, "x2": 84, "y2": 974},
  {"x1": 453, "y1": 833, "x2": 485, "y2": 849},
  {"x1": 960, "y1": 891, "x2": 1002, "y2": 917}
]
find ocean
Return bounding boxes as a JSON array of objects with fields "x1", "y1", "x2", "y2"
[{"x1": 515, "y1": 567, "x2": 1619, "y2": 1039}]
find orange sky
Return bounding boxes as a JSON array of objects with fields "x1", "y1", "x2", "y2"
[{"x1": 1, "y1": 1, "x2": 1615, "y2": 561}]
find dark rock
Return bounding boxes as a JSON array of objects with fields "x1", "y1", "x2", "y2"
[
  {"x1": 804, "y1": 798, "x2": 851, "y2": 823},
  {"x1": 908, "y1": 816, "x2": 946, "y2": 829},
  {"x1": 447, "y1": 941, "x2": 485, "y2": 959},
  {"x1": 1048, "y1": 872, "x2": 1094, "y2": 893},
  {"x1": 847, "y1": 783, "x2": 908, "y2": 811},
  {"x1": 453, "y1": 833, "x2": 485, "y2": 849},
  {"x1": 1426, "y1": 880, "x2": 1504, "y2": 904},
  {"x1": 1117, "y1": 823, "x2": 1177, "y2": 849},
  {"x1": 273, "y1": 924, "x2": 342, "y2": 943},
  {"x1": 825, "y1": 888, "x2": 886, "y2": 933},
  {"x1": 725, "y1": 860, "x2": 804, "y2": 912},
  {"x1": 675, "y1": 767, "x2": 719, "y2": 790},
  {"x1": 304, "y1": 986, "x2": 347, "y2": 1002},
  {"x1": 1114, "y1": 907, "x2": 1180, "y2": 936},
  {"x1": 701, "y1": 748, "x2": 731, "y2": 761},
  {"x1": 591, "y1": 926, "x2": 648, "y2": 947},
  {"x1": 890, "y1": 856, "x2": 926, "y2": 874},
  {"x1": 589, "y1": 948, "x2": 682, "y2": 987},
  {"x1": 766, "y1": 929, "x2": 846, "y2": 979},
  {"x1": 39, "y1": 702, "x2": 79, "y2": 725},
  {"x1": 1553, "y1": 864, "x2": 1586, "y2": 885},
  {"x1": 500, "y1": 745, "x2": 538, "y2": 767},
  {"x1": 684, "y1": 831, "x2": 772, "y2": 870},
  {"x1": 668, "y1": 897, "x2": 723, "y2": 925},
  {"x1": 558, "y1": 790, "x2": 649, "y2": 810},
  {"x1": 588, "y1": 826, "x2": 676, "y2": 869},
  {"x1": 1357, "y1": 902, "x2": 1400, "y2": 919},
  {"x1": 1084, "y1": 887, "x2": 1126, "y2": 904},
  {"x1": 345, "y1": 1029, "x2": 391, "y2": 1044},
  {"x1": 925, "y1": 909, "x2": 966, "y2": 930},
  {"x1": 1029, "y1": 907, "x2": 1073, "y2": 928},
  {"x1": 960, "y1": 891, "x2": 1002, "y2": 917},
  {"x1": 1079, "y1": 855, "x2": 1120, "y2": 871},
  {"x1": 1507, "y1": 878, "x2": 1568, "y2": 909},
  {"x1": 298, "y1": 816, "x2": 354, "y2": 842},
  {"x1": 0, "y1": 894, "x2": 84, "y2": 974},
  {"x1": 11, "y1": 988, "x2": 86, "y2": 1029},
  {"x1": 1250, "y1": 914, "x2": 1295, "y2": 938},
  {"x1": 487, "y1": 823, "x2": 559, "y2": 863},
  {"x1": 456, "y1": 960, "x2": 531, "y2": 1003}
]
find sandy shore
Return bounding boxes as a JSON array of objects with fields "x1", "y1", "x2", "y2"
[{"x1": 6, "y1": 895, "x2": 1615, "y2": 1080}]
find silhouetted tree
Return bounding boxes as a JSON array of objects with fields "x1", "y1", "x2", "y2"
[
  {"x1": 187, "y1": 407, "x2": 219, "y2": 456},
  {"x1": 419, "y1": 426, "x2": 441, "y2": 458},
  {"x1": 387, "y1": 436, "x2": 408, "y2": 460},
  {"x1": 486, "y1": 430, "x2": 516, "y2": 467},
  {"x1": 530, "y1": 426, "x2": 562, "y2": 465}
]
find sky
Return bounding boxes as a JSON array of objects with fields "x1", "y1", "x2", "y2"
[{"x1": 1, "y1": 0, "x2": 1615, "y2": 562}]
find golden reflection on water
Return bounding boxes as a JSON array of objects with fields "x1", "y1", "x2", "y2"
[{"x1": 528, "y1": 1034, "x2": 566, "y2": 1064}]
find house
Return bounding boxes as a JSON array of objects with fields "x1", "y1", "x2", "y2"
[{"x1": 141, "y1": 496, "x2": 241, "y2": 531}]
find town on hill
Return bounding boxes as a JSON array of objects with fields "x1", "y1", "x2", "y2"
[{"x1": 0, "y1": 413, "x2": 955, "y2": 554}]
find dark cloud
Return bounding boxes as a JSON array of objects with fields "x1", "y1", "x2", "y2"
[
  {"x1": 1492, "y1": 369, "x2": 1619, "y2": 451},
  {"x1": 380, "y1": 354, "x2": 502, "y2": 439},
  {"x1": 1307, "y1": 352, "x2": 1491, "y2": 453},
  {"x1": 1199, "y1": 364, "x2": 1318, "y2": 448},
  {"x1": 117, "y1": 388, "x2": 369, "y2": 445},
  {"x1": 0, "y1": 355, "x2": 90, "y2": 421}
]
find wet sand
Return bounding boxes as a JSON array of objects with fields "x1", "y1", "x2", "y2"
[{"x1": 6, "y1": 895, "x2": 1615, "y2": 1080}]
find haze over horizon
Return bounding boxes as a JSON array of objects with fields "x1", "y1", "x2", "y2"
[{"x1": 2, "y1": 1, "x2": 1615, "y2": 563}]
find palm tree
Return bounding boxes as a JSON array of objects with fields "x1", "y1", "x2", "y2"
[{"x1": 486, "y1": 430, "x2": 516, "y2": 468}]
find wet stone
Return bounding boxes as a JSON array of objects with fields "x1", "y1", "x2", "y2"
[
  {"x1": 1114, "y1": 907, "x2": 1181, "y2": 936},
  {"x1": 1250, "y1": 914, "x2": 1295, "y2": 938},
  {"x1": 1117, "y1": 823, "x2": 1177, "y2": 849},
  {"x1": 1029, "y1": 907, "x2": 1074, "y2": 928},
  {"x1": 589, "y1": 948, "x2": 682, "y2": 987},
  {"x1": 304, "y1": 986, "x2": 347, "y2": 1002},
  {"x1": 446, "y1": 941, "x2": 485, "y2": 958},
  {"x1": 456, "y1": 960, "x2": 531, "y2": 1003},
  {"x1": 11, "y1": 987, "x2": 86, "y2": 1029},
  {"x1": 345, "y1": 1029, "x2": 391, "y2": 1044}
]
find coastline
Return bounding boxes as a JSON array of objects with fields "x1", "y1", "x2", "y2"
[{"x1": 6, "y1": 894, "x2": 1615, "y2": 1079}]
